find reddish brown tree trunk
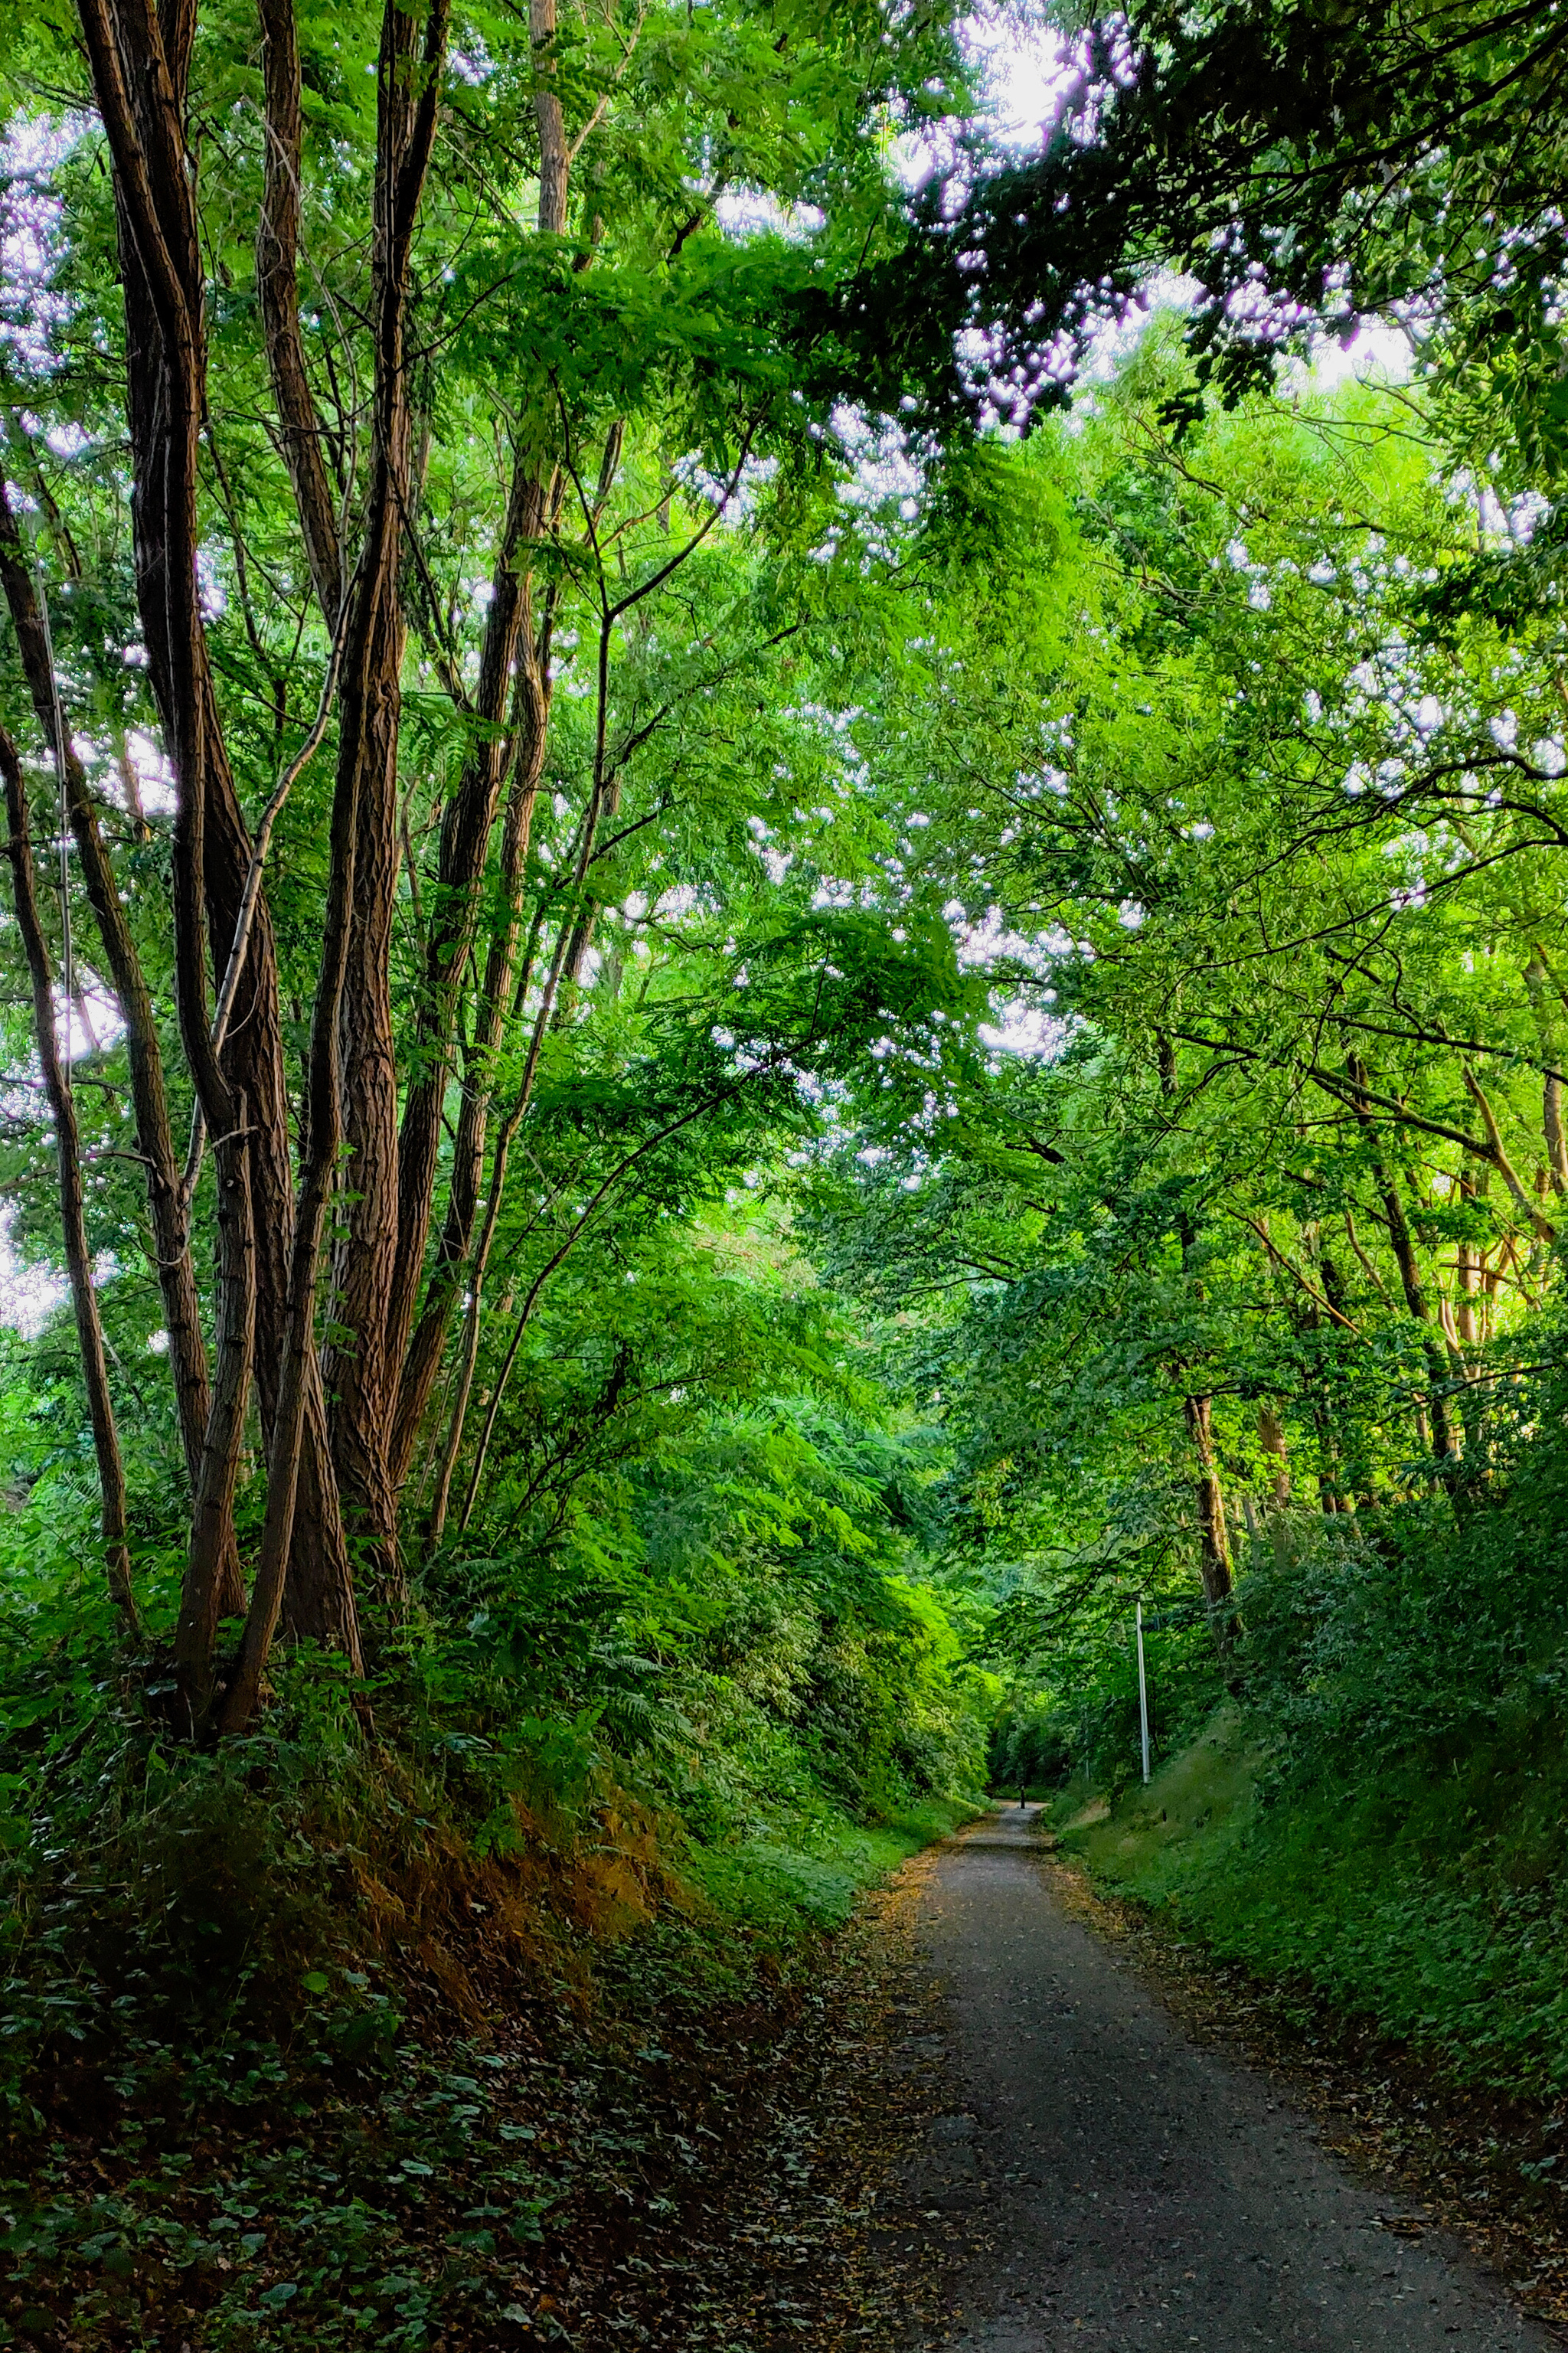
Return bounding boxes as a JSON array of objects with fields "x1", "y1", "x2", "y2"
[
  {"x1": 256, "y1": 0, "x2": 344, "y2": 631},
  {"x1": 390, "y1": 629, "x2": 556, "y2": 1489},
  {"x1": 387, "y1": 467, "x2": 556, "y2": 1409},
  {"x1": 320, "y1": 0, "x2": 452, "y2": 1603},
  {"x1": 74, "y1": 0, "x2": 361, "y2": 1682},
  {"x1": 384, "y1": 63, "x2": 569, "y2": 1498},
  {"x1": 180, "y1": 1110, "x2": 256, "y2": 1714},
  {"x1": 223, "y1": 534, "x2": 366, "y2": 1734}
]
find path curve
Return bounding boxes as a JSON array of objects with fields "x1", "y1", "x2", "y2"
[{"x1": 906, "y1": 1803, "x2": 1555, "y2": 2351}]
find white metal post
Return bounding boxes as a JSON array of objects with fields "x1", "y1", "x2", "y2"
[{"x1": 1136, "y1": 1598, "x2": 1151, "y2": 1786}]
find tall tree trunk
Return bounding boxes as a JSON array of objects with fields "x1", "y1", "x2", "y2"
[
  {"x1": 222, "y1": 534, "x2": 368, "y2": 1735},
  {"x1": 0, "y1": 473, "x2": 235, "y2": 1603},
  {"x1": 1345, "y1": 1055, "x2": 1460, "y2": 1472},
  {"x1": 387, "y1": 466, "x2": 557, "y2": 1425},
  {"x1": 74, "y1": 0, "x2": 264, "y2": 1698},
  {"x1": 385, "y1": 51, "x2": 570, "y2": 1495},
  {"x1": 196, "y1": 671, "x2": 359, "y2": 1655},
  {"x1": 322, "y1": 0, "x2": 452, "y2": 1606},
  {"x1": 1452, "y1": 1168, "x2": 1493, "y2": 1476},
  {"x1": 390, "y1": 624, "x2": 555, "y2": 1488},
  {"x1": 256, "y1": 0, "x2": 344, "y2": 631},
  {"x1": 422, "y1": 704, "x2": 620, "y2": 1533},
  {"x1": 1156, "y1": 1032, "x2": 1237, "y2": 1647},
  {"x1": 1257, "y1": 1400, "x2": 1290, "y2": 1507},
  {"x1": 1303, "y1": 1328, "x2": 1345, "y2": 1511},
  {"x1": 250, "y1": 0, "x2": 371, "y2": 1649},
  {"x1": 0, "y1": 727, "x2": 139, "y2": 1636},
  {"x1": 1526, "y1": 950, "x2": 1568, "y2": 1193},
  {"x1": 74, "y1": 0, "x2": 361, "y2": 1678},
  {"x1": 531, "y1": 0, "x2": 569, "y2": 237},
  {"x1": 179, "y1": 1110, "x2": 255, "y2": 1718},
  {"x1": 1183, "y1": 1391, "x2": 1235, "y2": 1633}
]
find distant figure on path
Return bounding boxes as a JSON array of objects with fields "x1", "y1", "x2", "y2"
[{"x1": 1019, "y1": 1787, "x2": 1026, "y2": 1809}]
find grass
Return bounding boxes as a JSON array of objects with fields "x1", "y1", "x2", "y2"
[
  {"x1": 1051, "y1": 1707, "x2": 1263, "y2": 1900},
  {"x1": 684, "y1": 1794, "x2": 982, "y2": 1943},
  {"x1": 1052, "y1": 1705, "x2": 1568, "y2": 2100}
]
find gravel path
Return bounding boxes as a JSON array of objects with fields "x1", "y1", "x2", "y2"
[{"x1": 906, "y1": 1805, "x2": 1556, "y2": 2352}]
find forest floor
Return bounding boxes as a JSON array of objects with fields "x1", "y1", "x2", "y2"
[
  {"x1": 475, "y1": 1803, "x2": 1568, "y2": 2348},
  {"x1": 0, "y1": 1828, "x2": 968, "y2": 2352},
  {"x1": 878, "y1": 1804, "x2": 1566, "y2": 2351},
  {"x1": 15, "y1": 1804, "x2": 1568, "y2": 2349}
]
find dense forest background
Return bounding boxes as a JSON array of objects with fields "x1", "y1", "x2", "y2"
[{"x1": 1, "y1": 0, "x2": 1567, "y2": 2339}]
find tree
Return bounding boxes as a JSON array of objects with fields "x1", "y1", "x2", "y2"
[
  {"x1": 806, "y1": 353, "x2": 1568, "y2": 1653},
  {"x1": 0, "y1": 0, "x2": 978, "y2": 1724},
  {"x1": 845, "y1": 0, "x2": 1568, "y2": 480}
]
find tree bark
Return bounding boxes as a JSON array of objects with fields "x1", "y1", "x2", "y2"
[
  {"x1": 1156, "y1": 1032, "x2": 1236, "y2": 1641},
  {"x1": 1256, "y1": 1400, "x2": 1290, "y2": 1507},
  {"x1": 256, "y1": 0, "x2": 344, "y2": 629},
  {"x1": 1525, "y1": 952, "x2": 1568, "y2": 1193},
  {"x1": 1344, "y1": 1055, "x2": 1460, "y2": 1472},
  {"x1": 1182, "y1": 1391, "x2": 1235, "y2": 1632},
  {"x1": 531, "y1": 0, "x2": 569, "y2": 241},
  {"x1": 1460, "y1": 1063, "x2": 1555, "y2": 1243},
  {"x1": 387, "y1": 462, "x2": 557, "y2": 1426},
  {"x1": 390, "y1": 617, "x2": 555, "y2": 1489},
  {"x1": 384, "y1": 64, "x2": 569, "y2": 1495},
  {"x1": 73, "y1": 0, "x2": 265, "y2": 1692},
  {"x1": 322, "y1": 0, "x2": 452, "y2": 1605},
  {"x1": 0, "y1": 472, "x2": 232, "y2": 1603},
  {"x1": 0, "y1": 726, "x2": 139, "y2": 1636},
  {"x1": 178, "y1": 1108, "x2": 255, "y2": 1719},
  {"x1": 1452, "y1": 1168, "x2": 1493, "y2": 1477},
  {"x1": 74, "y1": 0, "x2": 361, "y2": 1671},
  {"x1": 421, "y1": 711, "x2": 619, "y2": 1534},
  {"x1": 1289, "y1": 1248, "x2": 1347, "y2": 1511},
  {"x1": 223, "y1": 550, "x2": 367, "y2": 1734}
]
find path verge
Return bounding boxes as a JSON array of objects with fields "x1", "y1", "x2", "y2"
[{"x1": 1045, "y1": 1840, "x2": 1568, "y2": 2338}]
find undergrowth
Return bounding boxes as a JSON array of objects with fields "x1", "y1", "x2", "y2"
[
  {"x1": 0, "y1": 1518, "x2": 984, "y2": 2350},
  {"x1": 1046, "y1": 1361, "x2": 1568, "y2": 2105}
]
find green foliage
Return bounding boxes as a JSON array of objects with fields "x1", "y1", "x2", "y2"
[
  {"x1": 7, "y1": 0, "x2": 1568, "y2": 2306},
  {"x1": 1047, "y1": 1324, "x2": 1568, "y2": 2095},
  {"x1": 782, "y1": 344, "x2": 1568, "y2": 2113},
  {"x1": 882, "y1": 0, "x2": 1568, "y2": 478},
  {"x1": 0, "y1": 1431, "x2": 984, "y2": 2342}
]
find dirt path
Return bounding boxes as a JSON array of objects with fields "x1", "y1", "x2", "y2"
[{"x1": 904, "y1": 1805, "x2": 1556, "y2": 2351}]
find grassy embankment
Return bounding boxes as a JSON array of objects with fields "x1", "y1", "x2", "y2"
[
  {"x1": 0, "y1": 1606, "x2": 981, "y2": 2352},
  {"x1": 1052, "y1": 1702, "x2": 1568, "y2": 2100}
]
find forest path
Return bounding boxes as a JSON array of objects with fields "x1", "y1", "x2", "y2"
[{"x1": 904, "y1": 1804, "x2": 1553, "y2": 2351}]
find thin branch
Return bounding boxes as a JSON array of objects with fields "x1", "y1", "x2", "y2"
[
  {"x1": 181, "y1": 590, "x2": 354, "y2": 1207},
  {"x1": 1234, "y1": 1211, "x2": 1362, "y2": 1334},
  {"x1": 1462, "y1": 1064, "x2": 1556, "y2": 1243}
]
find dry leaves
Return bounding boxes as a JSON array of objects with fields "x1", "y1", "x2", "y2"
[{"x1": 1041, "y1": 1851, "x2": 1568, "y2": 2342}]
